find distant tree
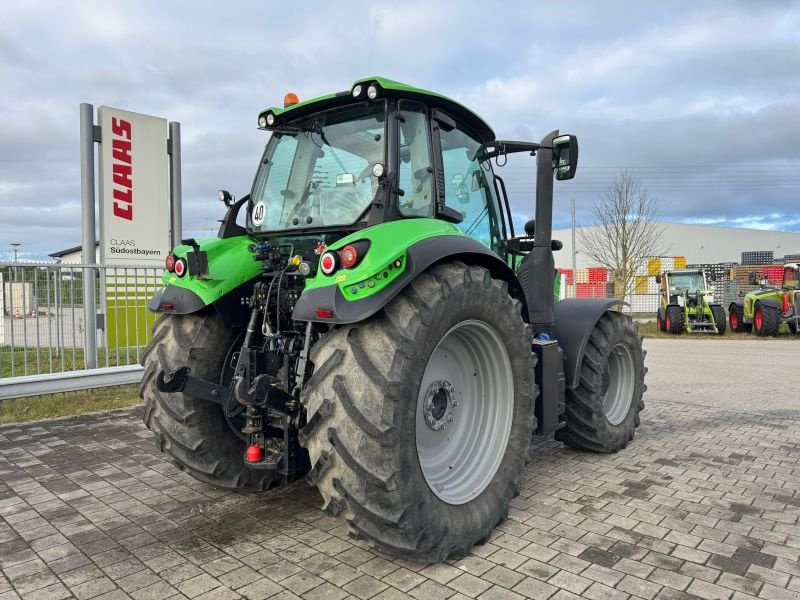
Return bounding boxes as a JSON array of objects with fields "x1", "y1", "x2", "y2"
[{"x1": 579, "y1": 170, "x2": 665, "y2": 301}]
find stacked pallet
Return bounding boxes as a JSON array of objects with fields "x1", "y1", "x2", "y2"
[
  {"x1": 741, "y1": 250, "x2": 774, "y2": 265},
  {"x1": 734, "y1": 264, "x2": 776, "y2": 286},
  {"x1": 558, "y1": 268, "x2": 573, "y2": 287},
  {"x1": 763, "y1": 266, "x2": 784, "y2": 285}
]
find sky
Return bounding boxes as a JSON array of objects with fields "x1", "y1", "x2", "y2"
[{"x1": 1, "y1": 0, "x2": 799, "y2": 261}]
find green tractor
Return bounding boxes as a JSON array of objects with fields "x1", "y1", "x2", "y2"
[
  {"x1": 655, "y1": 269, "x2": 725, "y2": 335},
  {"x1": 729, "y1": 263, "x2": 800, "y2": 336},
  {"x1": 141, "y1": 77, "x2": 646, "y2": 562}
]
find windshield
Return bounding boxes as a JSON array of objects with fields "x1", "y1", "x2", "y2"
[
  {"x1": 668, "y1": 272, "x2": 705, "y2": 292},
  {"x1": 249, "y1": 103, "x2": 385, "y2": 233}
]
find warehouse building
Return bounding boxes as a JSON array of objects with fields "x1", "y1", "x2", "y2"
[{"x1": 552, "y1": 222, "x2": 800, "y2": 270}]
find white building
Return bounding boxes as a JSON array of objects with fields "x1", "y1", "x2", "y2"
[
  {"x1": 48, "y1": 242, "x2": 100, "y2": 264},
  {"x1": 553, "y1": 222, "x2": 800, "y2": 269}
]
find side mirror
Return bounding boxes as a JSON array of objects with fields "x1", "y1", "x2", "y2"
[
  {"x1": 552, "y1": 134, "x2": 578, "y2": 181},
  {"x1": 655, "y1": 275, "x2": 661, "y2": 284}
]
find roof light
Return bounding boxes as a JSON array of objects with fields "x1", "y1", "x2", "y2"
[
  {"x1": 372, "y1": 163, "x2": 385, "y2": 178},
  {"x1": 341, "y1": 245, "x2": 358, "y2": 268},
  {"x1": 165, "y1": 254, "x2": 176, "y2": 272},
  {"x1": 258, "y1": 115, "x2": 268, "y2": 128},
  {"x1": 320, "y1": 252, "x2": 338, "y2": 275},
  {"x1": 352, "y1": 84, "x2": 363, "y2": 98},
  {"x1": 266, "y1": 113, "x2": 275, "y2": 126},
  {"x1": 367, "y1": 84, "x2": 379, "y2": 100},
  {"x1": 284, "y1": 92, "x2": 299, "y2": 107}
]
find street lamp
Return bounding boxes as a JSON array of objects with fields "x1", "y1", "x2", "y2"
[{"x1": 10, "y1": 243, "x2": 21, "y2": 262}]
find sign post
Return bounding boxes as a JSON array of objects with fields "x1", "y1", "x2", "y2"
[{"x1": 79, "y1": 105, "x2": 180, "y2": 355}]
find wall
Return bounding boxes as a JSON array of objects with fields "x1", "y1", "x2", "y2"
[{"x1": 552, "y1": 222, "x2": 800, "y2": 270}]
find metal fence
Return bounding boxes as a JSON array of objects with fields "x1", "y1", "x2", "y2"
[{"x1": 1, "y1": 261, "x2": 163, "y2": 399}]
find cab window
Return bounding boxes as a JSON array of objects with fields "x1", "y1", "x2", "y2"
[
  {"x1": 440, "y1": 124, "x2": 505, "y2": 252},
  {"x1": 398, "y1": 102, "x2": 434, "y2": 217}
]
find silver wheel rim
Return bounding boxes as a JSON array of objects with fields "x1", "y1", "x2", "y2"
[
  {"x1": 602, "y1": 342, "x2": 635, "y2": 426},
  {"x1": 415, "y1": 320, "x2": 514, "y2": 505}
]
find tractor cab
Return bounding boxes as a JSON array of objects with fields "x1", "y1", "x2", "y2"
[{"x1": 661, "y1": 269, "x2": 710, "y2": 307}]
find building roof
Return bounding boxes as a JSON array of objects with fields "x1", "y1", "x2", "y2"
[{"x1": 48, "y1": 242, "x2": 99, "y2": 259}]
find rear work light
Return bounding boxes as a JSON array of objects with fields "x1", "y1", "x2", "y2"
[
  {"x1": 316, "y1": 309, "x2": 333, "y2": 319},
  {"x1": 165, "y1": 254, "x2": 176, "y2": 272}
]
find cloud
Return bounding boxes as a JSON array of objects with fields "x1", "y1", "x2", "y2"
[{"x1": 1, "y1": 0, "x2": 799, "y2": 259}]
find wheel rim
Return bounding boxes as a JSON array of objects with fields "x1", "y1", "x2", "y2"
[
  {"x1": 755, "y1": 309, "x2": 762, "y2": 330},
  {"x1": 666, "y1": 315, "x2": 671, "y2": 330},
  {"x1": 731, "y1": 311, "x2": 737, "y2": 329},
  {"x1": 657, "y1": 314, "x2": 662, "y2": 330},
  {"x1": 415, "y1": 320, "x2": 514, "y2": 505},
  {"x1": 601, "y1": 342, "x2": 635, "y2": 426}
]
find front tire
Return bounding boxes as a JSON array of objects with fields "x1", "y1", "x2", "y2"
[
  {"x1": 139, "y1": 313, "x2": 275, "y2": 491},
  {"x1": 656, "y1": 311, "x2": 666, "y2": 332},
  {"x1": 753, "y1": 303, "x2": 780, "y2": 337},
  {"x1": 710, "y1": 306, "x2": 726, "y2": 335},
  {"x1": 666, "y1": 305, "x2": 684, "y2": 335},
  {"x1": 556, "y1": 312, "x2": 645, "y2": 453},
  {"x1": 300, "y1": 263, "x2": 535, "y2": 562}
]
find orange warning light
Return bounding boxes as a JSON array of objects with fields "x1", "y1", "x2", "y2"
[{"x1": 284, "y1": 92, "x2": 299, "y2": 107}]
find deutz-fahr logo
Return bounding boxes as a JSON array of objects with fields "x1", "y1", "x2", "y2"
[{"x1": 111, "y1": 117, "x2": 133, "y2": 221}]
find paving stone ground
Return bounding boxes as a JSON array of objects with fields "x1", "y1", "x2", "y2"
[{"x1": 2, "y1": 349, "x2": 800, "y2": 599}]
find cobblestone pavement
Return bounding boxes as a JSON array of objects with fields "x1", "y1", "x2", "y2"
[{"x1": 2, "y1": 399, "x2": 800, "y2": 599}]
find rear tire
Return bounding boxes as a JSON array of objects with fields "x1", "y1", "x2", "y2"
[
  {"x1": 753, "y1": 303, "x2": 780, "y2": 337},
  {"x1": 300, "y1": 262, "x2": 535, "y2": 562},
  {"x1": 556, "y1": 312, "x2": 645, "y2": 453},
  {"x1": 139, "y1": 313, "x2": 276, "y2": 491},
  {"x1": 666, "y1": 306, "x2": 684, "y2": 335},
  {"x1": 656, "y1": 311, "x2": 666, "y2": 332},
  {"x1": 711, "y1": 306, "x2": 726, "y2": 336}
]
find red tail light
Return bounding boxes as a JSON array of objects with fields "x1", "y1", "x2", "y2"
[
  {"x1": 320, "y1": 252, "x2": 337, "y2": 275},
  {"x1": 316, "y1": 309, "x2": 333, "y2": 318},
  {"x1": 174, "y1": 258, "x2": 187, "y2": 277},
  {"x1": 165, "y1": 254, "x2": 176, "y2": 272}
]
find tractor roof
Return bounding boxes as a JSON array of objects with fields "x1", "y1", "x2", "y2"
[
  {"x1": 665, "y1": 269, "x2": 704, "y2": 275},
  {"x1": 258, "y1": 76, "x2": 495, "y2": 142}
]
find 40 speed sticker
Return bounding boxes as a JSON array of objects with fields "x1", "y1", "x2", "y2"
[{"x1": 251, "y1": 201, "x2": 266, "y2": 226}]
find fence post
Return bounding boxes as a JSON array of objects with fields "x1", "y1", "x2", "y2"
[{"x1": 80, "y1": 103, "x2": 98, "y2": 369}]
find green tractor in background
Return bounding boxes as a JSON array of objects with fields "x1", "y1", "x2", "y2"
[
  {"x1": 656, "y1": 269, "x2": 725, "y2": 335},
  {"x1": 141, "y1": 77, "x2": 646, "y2": 562},
  {"x1": 729, "y1": 263, "x2": 800, "y2": 336}
]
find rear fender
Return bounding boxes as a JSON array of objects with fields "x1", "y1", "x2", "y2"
[
  {"x1": 553, "y1": 298, "x2": 628, "y2": 390},
  {"x1": 756, "y1": 298, "x2": 780, "y2": 310},
  {"x1": 292, "y1": 220, "x2": 523, "y2": 324},
  {"x1": 149, "y1": 235, "x2": 261, "y2": 326}
]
